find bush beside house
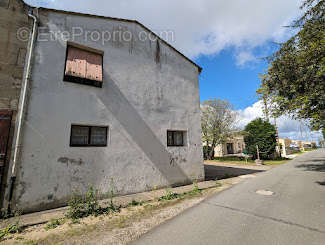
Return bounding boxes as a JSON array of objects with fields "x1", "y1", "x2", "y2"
[{"x1": 244, "y1": 118, "x2": 277, "y2": 160}]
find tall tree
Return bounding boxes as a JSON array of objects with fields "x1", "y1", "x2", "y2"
[
  {"x1": 258, "y1": 0, "x2": 325, "y2": 130},
  {"x1": 201, "y1": 99, "x2": 238, "y2": 160},
  {"x1": 244, "y1": 118, "x2": 277, "y2": 160}
]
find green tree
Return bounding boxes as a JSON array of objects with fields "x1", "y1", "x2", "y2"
[
  {"x1": 258, "y1": 0, "x2": 325, "y2": 130},
  {"x1": 244, "y1": 118, "x2": 277, "y2": 160},
  {"x1": 319, "y1": 137, "x2": 325, "y2": 147},
  {"x1": 201, "y1": 99, "x2": 238, "y2": 160}
]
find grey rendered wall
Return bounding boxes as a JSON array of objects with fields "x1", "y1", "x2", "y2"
[{"x1": 14, "y1": 9, "x2": 204, "y2": 213}]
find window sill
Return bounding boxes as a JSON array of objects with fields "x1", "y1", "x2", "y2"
[
  {"x1": 64, "y1": 75, "x2": 103, "y2": 88},
  {"x1": 167, "y1": 145, "x2": 187, "y2": 147},
  {"x1": 70, "y1": 144, "x2": 107, "y2": 147}
]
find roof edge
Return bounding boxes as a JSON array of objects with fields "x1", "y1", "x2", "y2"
[{"x1": 23, "y1": 2, "x2": 202, "y2": 73}]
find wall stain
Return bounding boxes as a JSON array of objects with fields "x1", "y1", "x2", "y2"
[
  {"x1": 54, "y1": 184, "x2": 59, "y2": 192},
  {"x1": 17, "y1": 181, "x2": 28, "y2": 203},
  {"x1": 57, "y1": 157, "x2": 83, "y2": 166}
]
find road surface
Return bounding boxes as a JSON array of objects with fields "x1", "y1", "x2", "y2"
[{"x1": 133, "y1": 149, "x2": 325, "y2": 245}]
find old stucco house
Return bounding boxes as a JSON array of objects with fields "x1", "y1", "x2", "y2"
[
  {"x1": 0, "y1": 0, "x2": 204, "y2": 213},
  {"x1": 214, "y1": 135, "x2": 246, "y2": 157}
]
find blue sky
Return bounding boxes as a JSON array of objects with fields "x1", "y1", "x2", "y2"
[
  {"x1": 25, "y1": 0, "x2": 322, "y2": 142},
  {"x1": 196, "y1": 39, "x2": 280, "y2": 110},
  {"x1": 197, "y1": 47, "x2": 268, "y2": 110}
]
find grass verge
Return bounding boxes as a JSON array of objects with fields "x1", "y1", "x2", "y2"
[
  {"x1": 206, "y1": 157, "x2": 290, "y2": 166},
  {"x1": 1, "y1": 183, "x2": 223, "y2": 244}
]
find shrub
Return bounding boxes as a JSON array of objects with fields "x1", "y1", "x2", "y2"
[
  {"x1": 130, "y1": 200, "x2": 143, "y2": 206},
  {"x1": 66, "y1": 184, "x2": 120, "y2": 221},
  {"x1": 44, "y1": 218, "x2": 65, "y2": 231},
  {"x1": 0, "y1": 220, "x2": 21, "y2": 240},
  {"x1": 159, "y1": 188, "x2": 180, "y2": 201},
  {"x1": 106, "y1": 178, "x2": 121, "y2": 212},
  {"x1": 203, "y1": 146, "x2": 213, "y2": 160},
  {"x1": 192, "y1": 183, "x2": 201, "y2": 194},
  {"x1": 66, "y1": 193, "x2": 85, "y2": 220},
  {"x1": 244, "y1": 118, "x2": 277, "y2": 160},
  {"x1": 108, "y1": 178, "x2": 116, "y2": 208},
  {"x1": 84, "y1": 185, "x2": 100, "y2": 216}
]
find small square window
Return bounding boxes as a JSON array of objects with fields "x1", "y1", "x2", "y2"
[
  {"x1": 70, "y1": 125, "x2": 108, "y2": 147},
  {"x1": 167, "y1": 131, "x2": 186, "y2": 147},
  {"x1": 64, "y1": 44, "x2": 103, "y2": 88}
]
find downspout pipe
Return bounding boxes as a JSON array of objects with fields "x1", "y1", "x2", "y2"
[{"x1": 8, "y1": 8, "x2": 38, "y2": 212}]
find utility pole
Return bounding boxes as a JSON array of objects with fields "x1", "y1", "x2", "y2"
[
  {"x1": 260, "y1": 74, "x2": 270, "y2": 123},
  {"x1": 256, "y1": 145, "x2": 260, "y2": 160},
  {"x1": 274, "y1": 118, "x2": 280, "y2": 156},
  {"x1": 299, "y1": 122, "x2": 303, "y2": 139},
  {"x1": 309, "y1": 131, "x2": 312, "y2": 143},
  {"x1": 300, "y1": 121, "x2": 305, "y2": 151},
  {"x1": 255, "y1": 145, "x2": 263, "y2": 165}
]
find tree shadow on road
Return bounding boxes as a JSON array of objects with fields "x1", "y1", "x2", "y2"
[
  {"x1": 295, "y1": 162, "x2": 325, "y2": 172},
  {"x1": 204, "y1": 164, "x2": 265, "y2": 181}
]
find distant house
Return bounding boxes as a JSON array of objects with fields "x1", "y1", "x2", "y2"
[
  {"x1": 302, "y1": 141, "x2": 317, "y2": 149},
  {"x1": 291, "y1": 140, "x2": 304, "y2": 150},
  {"x1": 279, "y1": 138, "x2": 317, "y2": 156},
  {"x1": 214, "y1": 135, "x2": 246, "y2": 157},
  {"x1": 0, "y1": 1, "x2": 204, "y2": 213},
  {"x1": 279, "y1": 138, "x2": 297, "y2": 156}
]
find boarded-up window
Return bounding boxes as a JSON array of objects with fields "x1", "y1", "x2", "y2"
[
  {"x1": 70, "y1": 125, "x2": 108, "y2": 147},
  {"x1": 167, "y1": 131, "x2": 186, "y2": 147},
  {"x1": 64, "y1": 45, "x2": 103, "y2": 88}
]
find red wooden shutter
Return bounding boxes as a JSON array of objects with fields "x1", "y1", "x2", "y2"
[{"x1": 65, "y1": 46, "x2": 103, "y2": 83}]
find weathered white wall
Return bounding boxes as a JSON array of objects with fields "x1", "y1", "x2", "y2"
[{"x1": 13, "y1": 9, "x2": 204, "y2": 212}]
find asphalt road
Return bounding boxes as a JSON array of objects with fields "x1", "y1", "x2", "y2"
[{"x1": 133, "y1": 149, "x2": 325, "y2": 245}]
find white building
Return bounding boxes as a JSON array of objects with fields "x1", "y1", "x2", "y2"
[{"x1": 1, "y1": 3, "x2": 204, "y2": 213}]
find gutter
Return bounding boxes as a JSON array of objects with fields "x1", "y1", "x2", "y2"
[{"x1": 8, "y1": 8, "x2": 38, "y2": 211}]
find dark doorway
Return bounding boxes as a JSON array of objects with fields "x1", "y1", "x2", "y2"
[
  {"x1": 226, "y1": 143, "x2": 234, "y2": 154},
  {"x1": 0, "y1": 111, "x2": 12, "y2": 193}
]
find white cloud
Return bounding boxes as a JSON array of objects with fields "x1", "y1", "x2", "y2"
[
  {"x1": 237, "y1": 102, "x2": 323, "y2": 143},
  {"x1": 237, "y1": 101, "x2": 264, "y2": 128},
  {"x1": 25, "y1": 0, "x2": 302, "y2": 65},
  {"x1": 235, "y1": 51, "x2": 257, "y2": 67}
]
